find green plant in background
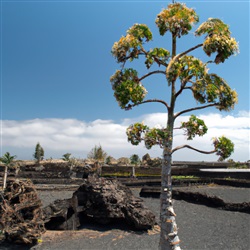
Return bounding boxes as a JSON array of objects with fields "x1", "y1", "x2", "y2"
[
  {"x1": 117, "y1": 157, "x2": 130, "y2": 166},
  {"x1": 62, "y1": 153, "x2": 72, "y2": 161},
  {"x1": 87, "y1": 145, "x2": 107, "y2": 163},
  {"x1": 227, "y1": 159, "x2": 249, "y2": 169},
  {"x1": 130, "y1": 154, "x2": 141, "y2": 166},
  {"x1": 105, "y1": 156, "x2": 112, "y2": 165},
  {"x1": 0, "y1": 152, "x2": 17, "y2": 190},
  {"x1": 33, "y1": 142, "x2": 44, "y2": 164},
  {"x1": 110, "y1": 2, "x2": 238, "y2": 249}
]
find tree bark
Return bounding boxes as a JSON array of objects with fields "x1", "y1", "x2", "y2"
[{"x1": 159, "y1": 116, "x2": 181, "y2": 250}]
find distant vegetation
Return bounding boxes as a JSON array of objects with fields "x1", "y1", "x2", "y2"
[{"x1": 33, "y1": 142, "x2": 44, "y2": 163}]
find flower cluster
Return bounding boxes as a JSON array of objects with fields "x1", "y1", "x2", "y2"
[
  {"x1": 111, "y1": 24, "x2": 152, "y2": 63},
  {"x1": 155, "y1": 3, "x2": 199, "y2": 37},
  {"x1": 126, "y1": 123, "x2": 170, "y2": 149},
  {"x1": 213, "y1": 136, "x2": 234, "y2": 161},
  {"x1": 110, "y1": 69, "x2": 147, "y2": 109},
  {"x1": 180, "y1": 115, "x2": 208, "y2": 140},
  {"x1": 192, "y1": 73, "x2": 238, "y2": 111},
  {"x1": 195, "y1": 18, "x2": 230, "y2": 37},
  {"x1": 144, "y1": 128, "x2": 169, "y2": 149},
  {"x1": 126, "y1": 123, "x2": 149, "y2": 146},
  {"x1": 166, "y1": 55, "x2": 207, "y2": 83},
  {"x1": 195, "y1": 18, "x2": 239, "y2": 64}
]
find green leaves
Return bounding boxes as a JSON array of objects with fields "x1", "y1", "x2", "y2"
[
  {"x1": 144, "y1": 128, "x2": 170, "y2": 149},
  {"x1": 166, "y1": 55, "x2": 206, "y2": 83},
  {"x1": 166, "y1": 54, "x2": 238, "y2": 111},
  {"x1": 195, "y1": 18, "x2": 231, "y2": 37},
  {"x1": 0, "y1": 152, "x2": 16, "y2": 166},
  {"x1": 213, "y1": 136, "x2": 234, "y2": 161},
  {"x1": 156, "y1": 2, "x2": 199, "y2": 37},
  {"x1": 127, "y1": 23, "x2": 153, "y2": 42},
  {"x1": 126, "y1": 123, "x2": 149, "y2": 146},
  {"x1": 181, "y1": 115, "x2": 208, "y2": 140},
  {"x1": 110, "y1": 69, "x2": 147, "y2": 109},
  {"x1": 111, "y1": 24, "x2": 152, "y2": 63},
  {"x1": 195, "y1": 18, "x2": 239, "y2": 64},
  {"x1": 145, "y1": 48, "x2": 170, "y2": 69},
  {"x1": 126, "y1": 123, "x2": 170, "y2": 149},
  {"x1": 192, "y1": 73, "x2": 238, "y2": 111}
]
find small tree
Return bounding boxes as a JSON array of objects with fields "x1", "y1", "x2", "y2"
[
  {"x1": 62, "y1": 153, "x2": 72, "y2": 161},
  {"x1": 0, "y1": 152, "x2": 16, "y2": 190},
  {"x1": 117, "y1": 157, "x2": 130, "y2": 166},
  {"x1": 105, "y1": 155, "x2": 116, "y2": 165},
  {"x1": 110, "y1": 2, "x2": 238, "y2": 249},
  {"x1": 130, "y1": 154, "x2": 141, "y2": 166},
  {"x1": 33, "y1": 142, "x2": 44, "y2": 163},
  {"x1": 87, "y1": 145, "x2": 107, "y2": 163}
]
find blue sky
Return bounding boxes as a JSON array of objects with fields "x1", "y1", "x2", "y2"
[{"x1": 1, "y1": 0, "x2": 249, "y2": 161}]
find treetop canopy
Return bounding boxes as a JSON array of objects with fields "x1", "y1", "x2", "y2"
[{"x1": 156, "y1": 2, "x2": 199, "y2": 37}]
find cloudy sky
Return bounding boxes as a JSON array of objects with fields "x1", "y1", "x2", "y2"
[{"x1": 1, "y1": 0, "x2": 249, "y2": 161}]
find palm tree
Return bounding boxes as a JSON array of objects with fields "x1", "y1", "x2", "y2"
[
  {"x1": 0, "y1": 152, "x2": 17, "y2": 190},
  {"x1": 62, "y1": 153, "x2": 71, "y2": 161}
]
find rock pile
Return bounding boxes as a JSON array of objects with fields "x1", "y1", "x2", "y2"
[{"x1": 43, "y1": 175, "x2": 156, "y2": 231}]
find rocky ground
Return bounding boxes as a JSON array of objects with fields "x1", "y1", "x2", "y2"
[{"x1": 1, "y1": 185, "x2": 250, "y2": 250}]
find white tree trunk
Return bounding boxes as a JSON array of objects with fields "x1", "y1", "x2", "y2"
[
  {"x1": 159, "y1": 113, "x2": 181, "y2": 250},
  {"x1": 132, "y1": 166, "x2": 135, "y2": 177},
  {"x1": 3, "y1": 165, "x2": 8, "y2": 190},
  {"x1": 159, "y1": 148, "x2": 181, "y2": 250}
]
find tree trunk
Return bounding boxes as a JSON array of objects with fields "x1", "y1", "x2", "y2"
[
  {"x1": 159, "y1": 149, "x2": 181, "y2": 250},
  {"x1": 3, "y1": 165, "x2": 8, "y2": 190},
  {"x1": 159, "y1": 112, "x2": 181, "y2": 250},
  {"x1": 132, "y1": 165, "x2": 135, "y2": 177}
]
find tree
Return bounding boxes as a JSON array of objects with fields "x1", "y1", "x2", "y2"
[
  {"x1": 0, "y1": 152, "x2": 17, "y2": 190},
  {"x1": 105, "y1": 155, "x2": 116, "y2": 165},
  {"x1": 33, "y1": 142, "x2": 44, "y2": 163},
  {"x1": 62, "y1": 153, "x2": 72, "y2": 161},
  {"x1": 87, "y1": 145, "x2": 107, "y2": 163},
  {"x1": 117, "y1": 157, "x2": 130, "y2": 166},
  {"x1": 130, "y1": 154, "x2": 141, "y2": 166},
  {"x1": 110, "y1": 2, "x2": 238, "y2": 249}
]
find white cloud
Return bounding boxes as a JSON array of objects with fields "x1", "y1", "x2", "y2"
[{"x1": 0, "y1": 111, "x2": 249, "y2": 161}]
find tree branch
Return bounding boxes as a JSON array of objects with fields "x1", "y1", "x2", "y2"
[
  {"x1": 177, "y1": 43, "x2": 203, "y2": 59},
  {"x1": 121, "y1": 52, "x2": 145, "y2": 68},
  {"x1": 125, "y1": 99, "x2": 169, "y2": 110},
  {"x1": 174, "y1": 103, "x2": 217, "y2": 119},
  {"x1": 172, "y1": 144, "x2": 216, "y2": 155},
  {"x1": 140, "y1": 47, "x2": 169, "y2": 68},
  {"x1": 174, "y1": 76, "x2": 193, "y2": 99},
  {"x1": 166, "y1": 43, "x2": 203, "y2": 78},
  {"x1": 139, "y1": 70, "x2": 166, "y2": 81}
]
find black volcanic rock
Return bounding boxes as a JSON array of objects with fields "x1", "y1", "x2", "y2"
[{"x1": 43, "y1": 175, "x2": 156, "y2": 231}]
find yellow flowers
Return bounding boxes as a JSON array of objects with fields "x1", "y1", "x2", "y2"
[
  {"x1": 196, "y1": 18, "x2": 239, "y2": 63},
  {"x1": 111, "y1": 24, "x2": 152, "y2": 63},
  {"x1": 191, "y1": 73, "x2": 238, "y2": 111},
  {"x1": 156, "y1": 2, "x2": 199, "y2": 37},
  {"x1": 110, "y1": 68, "x2": 147, "y2": 109}
]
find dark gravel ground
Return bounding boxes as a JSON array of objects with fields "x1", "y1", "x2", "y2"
[
  {"x1": 174, "y1": 185, "x2": 250, "y2": 203},
  {"x1": 1, "y1": 186, "x2": 249, "y2": 250}
]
